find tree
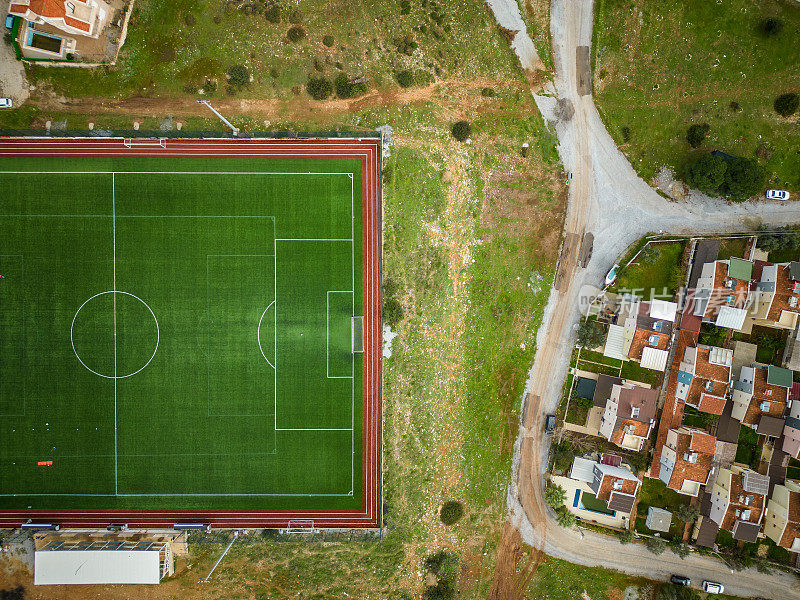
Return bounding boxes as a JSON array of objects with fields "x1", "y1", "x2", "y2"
[
  {"x1": 306, "y1": 76, "x2": 333, "y2": 100},
  {"x1": 287, "y1": 25, "x2": 306, "y2": 42},
  {"x1": 451, "y1": 121, "x2": 472, "y2": 142},
  {"x1": 722, "y1": 156, "x2": 767, "y2": 202},
  {"x1": 576, "y1": 319, "x2": 604, "y2": 349},
  {"x1": 544, "y1": 484, "x2": 567, "y2": 509},
  {"x1": 756, "y1": 226, "x2": 800, "y2": 254},
  {"x1": 674, "y1": 503, "x2": 699, "y2": 523},
  {"x1": 382, "y1": 297, "x2": 403, "y2": 327},
  {"x1": 668, "y1": 538, "x2": 691, "y2": 559},
  {"x1": 686, "y1": 123, "x2": 710, "y2": 148},
  {"x1": 684, "y1": 153, "x2": 727, "y2": 196},
  {"x1": 555, "y1": 505, "x2": 575, "y2": 528},
  {"x1": 439, "y1": 501, "x2": 464, "y2": 525},
  {"x1": 395, "y1": 70, "x2": 414, "y2": 88},
  {"x1": 552, "y1": 442, "x2": 574, "y2": 473},
  {"x1": 618, "y1": 529, "x2": 634, "y2": 544},
  {"x1": 264, "y1": 4, "x2": 281, "y2": 23},
  {"x1": 334, "y1": 73, "x2": 367, "y2": 99},
  {"x1": 644, "y1": 537, "x2": 667, "y2": 555},
  {"x1": 759, "y1": 17, "x2": 784, "y2": 37},
  {"x1": 774, "y1": 93, "x2": 799, "y2": 117},
  {"x1": 227, "y1": 64, "x2": 249, "y2": 87}
]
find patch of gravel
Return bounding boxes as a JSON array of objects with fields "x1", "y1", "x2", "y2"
[
  {"x1": 484, "y1": 0, "x2": 544, "y2": 72},
  {"x1": 0, "y1": 38, "x2": 29, "y2": 105}
]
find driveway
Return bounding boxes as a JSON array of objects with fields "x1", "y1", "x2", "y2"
[
  {"x1": 0, "y1": 31, "x2": 29, "y2": 106},
  {"x1": 483, "y1": 0, "x2": 800, "y2": 596}
]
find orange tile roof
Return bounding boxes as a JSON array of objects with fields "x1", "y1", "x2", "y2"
[
  {"x1": 690, "y1": 430, "x2": 717, "y2": 455},
  {"x1": 597, "y1": 475, "x2": 639, "y2": 502},
  {"x1": 767, "y1": 264, "x2": 800, "y2": 322},
  {"x1": 704, "y1": 262, "x2": 749, "y2": 319},
  {"x1": 667, "y1": 428, "x2": 715, "y2": 491},
  {"x1": 628, "y1": 328, "x2": 670, "y2": 362},
  {"x1": 9, "y1": 0, "x2": 93, "y2": 33},
  {"x1": 742, "y1": 367, "x2": 788, "y2": 426},
  {"x1": 720, "y1": 472, "x2": 765, "y2": 531}
]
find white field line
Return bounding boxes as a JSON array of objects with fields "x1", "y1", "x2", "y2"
[{"x1": 112, "y1": 172, "x2": 118, "y2": 496}]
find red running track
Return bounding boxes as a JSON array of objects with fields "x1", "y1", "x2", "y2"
[{"x1": 0, "y1": 137, "x2": 382, "y2": 529}]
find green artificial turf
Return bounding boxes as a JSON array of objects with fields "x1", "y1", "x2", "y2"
[{"x1": 0, "y1": 156, "x2": 365, "y2": 510}]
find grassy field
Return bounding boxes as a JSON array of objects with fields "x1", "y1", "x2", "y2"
[
  {"x1": 0, "y1": 156, "x2": 364, "y2": 510},
  {"x1": 613, "y1": 241, "x2": 685, "y2": 297},
  {"x1": 16, "y1": 0, "x2": 521, "y2": 103},
  {"x1": 593, "y1": 0, "x2": 800, "y2": 193}
]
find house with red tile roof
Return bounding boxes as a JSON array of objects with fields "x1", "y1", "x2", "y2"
[
  {"x1": 9, "y1": 0, "x2": 111, "y2": 38},
  {"x1": 603, "y1": 297, "x2": 673, "y2": 372},
  {"x1": 764, "y1": 483, "x2": 800, "y2": 553},
  {"x1": 658, "y1": 426, "x2": 717, "y2": 496},
  {"x1": 731, "y1": 364, "x2": 790, "y2": 430},
  {"x1": 702, "y1": 466, "x2": 769, "y2": 545},
  {"x1": 598, "y1": 383, "x2": 658, "y2": 452},
  {"x1": 782, "y1": 400, "x2": 800, "y2": 459},
  {"x1": 693, "y1": 258, "x2": 752, "y2": 331},
  {"x1": 675, "y1": 345, "x2": 732, "y2": 416}
]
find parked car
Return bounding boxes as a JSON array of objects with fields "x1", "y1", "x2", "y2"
[
  {"x1": 544, "y1": 414, "x2": 556, "y2": 434},
  {"x1": 0, "y1": 98, "x2": 12, "y2": 109},
  {"x1": 702, "y1": 581, "x2": 724, "y2": 594},
  {"x1": 766, "y1": 189, "x2": 790, "y2": 201},
  {"x1": 669, "y1": 575, "x2": 691, "y2": 587}
]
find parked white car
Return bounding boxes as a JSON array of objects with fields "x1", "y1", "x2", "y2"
[
  {"x1": 702, "y1": 581, "x2": 724, "y2": 594},
  {"x1": 0, "y1": 98, "x2": 12, "y2": 109},
  {"x1": 766, "y1": 189, "x2": 790, "y2": 201}
]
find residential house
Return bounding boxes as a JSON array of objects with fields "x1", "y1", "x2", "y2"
[
  {"x1": 598, "y1": 383, "x2": 658, "y2": 451},
  {"x1": 9, "y1": 0, "x2": 112, "y2": 38},
  {"x1": 694, "y1": 258, "x2": 753, "y2": 330},
  {"x1": 604, "y1": 297, "x2": 675, "y2": 372},
  {"x1": 703, "y1": 466, "x2": 769, "y2": 544},
  {"x1": 782, "y1": 399, "x2": 800, "y2": 460},
  {"x1": 675, "y1": 345, "x2": 732, "y2": 415},
  {"x1": 749, "y1": 261, "x2": 800, "y2": 331},
  {"x1": 659, "y1": 426, "x2": 717, "y2": 496},
  {"x1": 764, "y1": 482, "x2": 800, "y2": 553},
  {"x1": 731, "y1": 365, "x2": 791, "y2": 431}
]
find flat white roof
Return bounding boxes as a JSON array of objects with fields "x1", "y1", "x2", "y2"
[
  {"x1": 604, "y1": 324, "x2": 627, "y2": 361},
  {"x1": 35, "y1": 550, "x2": 161, "y2": 585},
  {"x1": 715, "y1": 306, "x2": 747, "y2": 331},
  {"x1": 650, "y1": 299, "x2": 678, "y2": 322},
  {"x1": 641, "y1": 346, "x2": 669, "y2": 371},
  {"x1": 569, "y1": 457, "x2": 597, "y2": 484}
]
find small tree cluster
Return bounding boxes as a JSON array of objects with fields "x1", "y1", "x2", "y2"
[
  {"x1": 674, "y1": 503, "x2": 699, "y2": 523},
  {"x1": 618, "y1": 529, "x2": 634, "y2": 544},
  {"x1": 395, "y1": 70, "x2": 414, "y2": 88},
  {"x1": 322, "y1": 34, "x2": 335, "y2": 47},
  {"x1": 264, "y1": 4, "x2": 281, "y2": 23},
  {"x1": 306, "y1": 76, "x2": 333, "y2": 100},
  {"x1": 774, "y1": 93, "x2": 799, "y2": 117},
  {"x1": 555, "y1": 505, "x2": 575, "y2": 527},
  {"x1": 422, "y1": 551, "x2": 458, "y2": 600},
  {"x1": 683, "y1": 152, "x2": 767, "y2": 202},
  {"x1": 657, "y1": 584, "x2": 699, "y2": 600},
  {"x1": 544, "y1": 484, "x2": 566, "y2": 510},
  {"x1": 334, "y1": 73, "x2": 367, "y2": 99},
  {"x1": 451, "y1": 120, "x2": 471, "y2": 142},
  {"x1": 644, "y1": 537, "x2": 667, "y2": 555},
  {"x1": 439, "y1": 501, "x2": 464, "y2": 525},
  {"x1": 756, "y1": 226, "x2": 800, "y2": 254},
  {"x1": 668, "y1": 538, "x2": 691, "y2": 559},
  {"x1": 288, "y1": 9, "x2": 303, "y2": 24},
  {"x1": 686, "y1": 123, "x2": 710, "y2": 148},
  {"x1": 576, "y1": 318, "x2": 605, "y2": 349}
]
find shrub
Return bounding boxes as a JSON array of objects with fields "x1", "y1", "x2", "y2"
[
  {"x1": 183, "y1": 13, "x2": 196, "y2": 26},
  {"x1": 618, "y1": 529, "x2": 634, "y2": 544},
  {"x1": 288, "y1": 9, "x2": 303, "y2": 24},
  {"x1": 657, "y1": 584, "x2": 699, "y2": 600},
  {"x1": 393, "y1": 34, "x2": 417, "y2": 56},
  {"x1": 759, "y1": 17, "x2": 784, "y2": 37},
  {"x1": 382, "y1": 298, "x2": 403, "y2": 326},
  {"x1": 620, "y1": 126, "x2": 631, "y2": 142},
  {"x1": 201, "y1": 79, "x2": 217, "y2": 94},
  {"x1": 722, "y1": 156, "x2": 767, "y2": 202},
  {"x1": 323, "y1": 34, "x2": 335, "y2": 47},
  {"x1": 684, "y1": 153, "x2": 727, "y2": 195},
  {"x1": 481, "y1": 87, "x2": 495, "y2": 97},
  {"x1": 227, "y1": 64, "x2": 249, "y2": 87},
  {"x1": 544, "y1": 484, "x2": 566, "y2": 510},
  {"x1": 686, "y1": 123, "x2": 710, "y2": 148},
  {"x1": 555, "y1": 506, "x2": 575, "y2": 528},
  {"x1": 334, "y1": 73, "x2": 367, "y2": 99},
  {"x1": 645, "y1": 537, "x2": 667, "y2": 555},
  {"x1": 264, "y1": 5, "x2": 281, "y2": 23},
  {"x1": 287, "y1": 26, "x2": 306, "y2": 42},
  {"x1": 269, "y1": 67, "x2": 279, "y2": 78},
  {"x1": 774, "y1": 93, "x2": 799, "y2": 117},
  {"x1": 451, "y1": 120, "x2": 471, "y2": 142},
  {"x1": 439, "y1": 501, "x2": 464, "y2": 525},
  {"x1": 756, "y1": 226, "x2": 800, "y2": 253},
  {"x1": 395, "y1": 70, "x2": 414, "y2": 88},
  {"x1": 729, "y1": 101, "x2": 741, "y2": 112},
  {"x1": 668, "y1": 538, "x2": 691, "y2": 559},
  {"x1": 306, "y1": 76, "x2": 333, "y2": 100},
  {"x1": 552, "y1": 442, "x2": 574, "y2": 473}
]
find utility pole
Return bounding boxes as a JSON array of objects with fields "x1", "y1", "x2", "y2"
[{"x1": 197, "y1": 100, "x2": 239, "y2": 136}]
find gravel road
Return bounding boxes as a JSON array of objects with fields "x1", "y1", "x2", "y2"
[
  {"x1": 495, "y1": 0, "x2": 800, "y2": 597},
  {"x1": 484, "y1": 0, "x2": 544, "y2": 72}
]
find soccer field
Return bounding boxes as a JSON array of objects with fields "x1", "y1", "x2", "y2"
[{"x1": 0, "y1": 138, "x2": 381, "y2": 528}]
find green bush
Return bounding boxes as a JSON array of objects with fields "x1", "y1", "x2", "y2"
[
  {"x1": 686, "y1": 123, "x2": 710, "y2": 148},
  {"x1": 619, "y1": 529, "x2": 634, "y2": 544},
  {"x1": 382, "y1": 298, "x2": 403, "y2": 327},
  {"x1": 287, "y1": 25, "x2": 306, "y2": 42},
  {"x1": 774, "y1": 93, "x2": 799, "y2": 117},
  {"x1": 576, "y1": 319, "x2": 604, "y2": 348},
  {"x1": 657, "y1": 584, "x2": 699, "y2": 600},
  {"x1": 395, "y1": 70, "x2": 414, "y2": 88},
  {"x1": 306, "y1": 76, "x2": 333, "y2": 100},
  {"x1": 685, "y1": 153, "x2": 727, "y2": 195},
  {"x1": 451, "y1": 120, "x2": 471, "y2": 142},
  {"x1": 684, "y1": 152, "x2": 766, "y2": 201},
  {"x1": 481, "y1": 87, "x2": 495, "y2": 97},
  {"x1": 334, "y1": 73, "x2": 367, "y2": 99},
  {"x1": 759, "y1": 17, "x2": 784, "y2": 37},
  {"x1": 288, "y1": 9, "x2": 303, "y2": 24},
  {"x1": 423, "y1": 550, "x2": 458, "y2": 600},
  {"x1": 555, "y1": 505, "x2": 575, "y2": 527},
  {"x1": 645, "y1": 537, "x2": 667, "y2": 555},
  {"x1": 544, "y1": 484, "x2": 566, "y2": 509},
  {"x1": 264, "y1": 4, "x2": 281, "y2": 23},
  {"x1": 322, "y1": 34, "x2": 335, "y2": 47},
  {"x1": 227, "y1": 64, "x2": 249, "y2": 87},
  {"x1": 756, "y1": 226, "x2": 800, "y2": 253},
  {"x1": 439, "y1": 501, "x2": 464, "y2": 525},
  {"x1": 674, "y1": 504, "x2": 699, "y2": 523},
  {"x1": 552, "y1": 442, "x2": 574, "y2": 473}
]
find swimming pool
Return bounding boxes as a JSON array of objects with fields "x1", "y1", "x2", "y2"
[{"x1": 26, "y1": 26, "x2": 63, "y2": 54}]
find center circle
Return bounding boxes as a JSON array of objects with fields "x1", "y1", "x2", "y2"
[{"x1": 71, "y1": 291, "x2": 160, "y2": 379}]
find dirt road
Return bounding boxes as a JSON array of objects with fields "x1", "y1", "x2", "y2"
[{"x1": 496, "y1": 0, "x2": 800, "y2": 597}]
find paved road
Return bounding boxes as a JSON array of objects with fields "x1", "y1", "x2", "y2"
[{"x1": 503, "y1": 0, "x2": 800, "y2": 597}]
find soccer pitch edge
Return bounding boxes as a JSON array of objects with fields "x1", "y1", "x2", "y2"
[{"x1": 0, "y1": 137, "x2": 382, "y2": 530}]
